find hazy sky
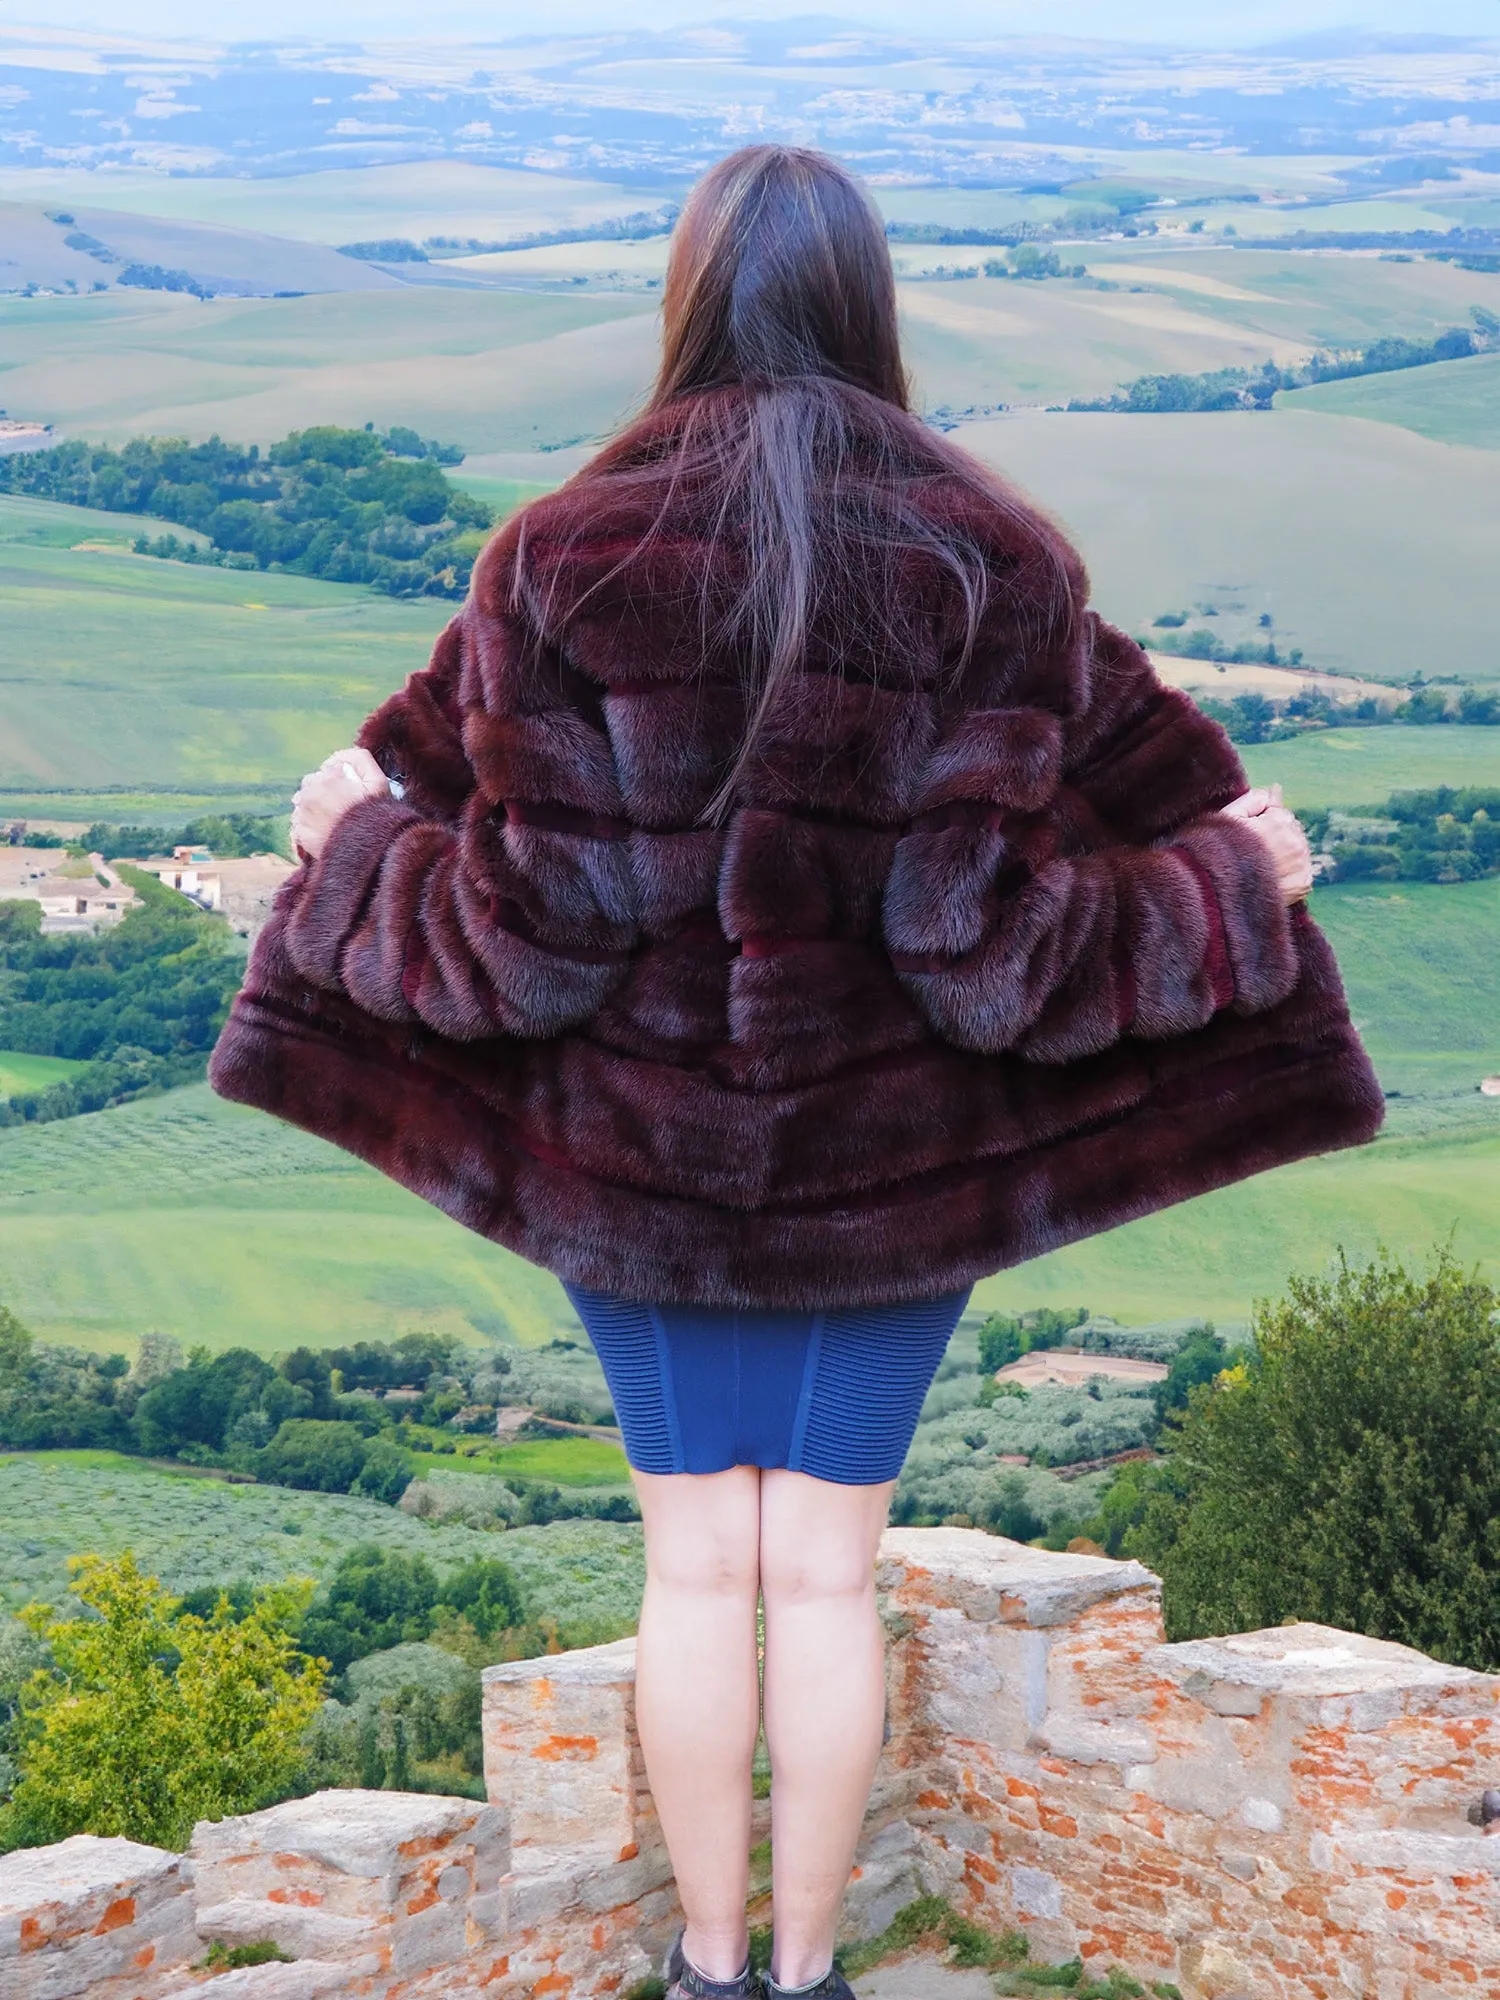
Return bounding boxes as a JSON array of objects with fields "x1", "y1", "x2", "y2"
[{"x1": 5, "y1": 1, "x2": 1499, "y2": 46}]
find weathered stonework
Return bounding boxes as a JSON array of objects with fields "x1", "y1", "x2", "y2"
[
  {"x1": 878, "y1": 1531, "x2": 1500, "y2": 2000},
  {"x1": 3, "y1": 1530, "x2": 1496, "y2": 1999},
  {"x1": 0, "y1": 1835, "x2": 195, "y2": 2000}
]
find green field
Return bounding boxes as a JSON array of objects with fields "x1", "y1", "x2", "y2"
[
  {"x1": 1243, "y1": 727, "x2": 1499, "y2": 808},
  {"x1": 0, "y1": 286, "x2": 659, "y2": 454},
  {"x1": 963, "y1": 408, "x2": 1500, "y2": 684},
  {"x1": 0, "y1": 1085, "x2": 579, "y2": 1354},
  {"x1": 0, "y1": 1051, "x2": 85, "y2": 1097},
  {"x1": 0, "y1": 493, "x2": 449, "y2": 794},
  {"x1": 1282, "y1": 352, "x2": 1500, "y2": 452},
  {"x1": 976, "y1": 876, "x2": 1500, "y2": 1322},
  {"x1": 0, "y1": 1451, "x2": 644, "y2": 1633},
  {"x1": 410, "y1": 1436, "x2": 630, "y2": 1488}
]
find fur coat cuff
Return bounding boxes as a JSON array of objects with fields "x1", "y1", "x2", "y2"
[{"x1": 1169, "y1": 814, "x2": 1300, "y2": 1015}]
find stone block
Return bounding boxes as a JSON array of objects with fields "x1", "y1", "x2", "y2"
[
  {"x1": 191, "y1": 1788, "x2": 507, "y2": 1980},
  {"x1": 1153, "y1": 1621, "x2": 1492, "y2": 1718},
  {"x1": 843, "y1": 1819, "x2": 928, "y2": 1941},
  {"x1": 1032, "y1": 1717, "x2": 1157, "y2": 1769},
  {"x1": 192, "y1": 1896, "x2": 375, "y2": 1965},
  {"x1": 483, "y1": 1637, "x2": 644, "y2": 1865},
  {"x1": 878, "y1": 1528, "x2": 1159, "y2": 1630},
  {"x1": 0, "y1": 1834, "x2": 196, "y2": 2000}
]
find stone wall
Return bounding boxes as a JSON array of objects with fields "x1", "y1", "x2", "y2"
[{"x1": 2, "y1": 1531, "x2": 1496, "y2": 2000}]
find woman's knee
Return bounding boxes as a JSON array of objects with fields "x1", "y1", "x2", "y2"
[
  {"x1": 636, "y1": 1466, "x2": 762, "y2": 1599},
  {"x1": 758, "y1": 1470, "x2": 892, "y2": 1607}
]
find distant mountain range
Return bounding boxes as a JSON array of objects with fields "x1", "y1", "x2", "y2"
[{"x1": 2, "y1": 22, "x2": 1499, "y2": 181}]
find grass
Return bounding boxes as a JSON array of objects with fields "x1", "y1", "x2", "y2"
[
  {"x1": 0, "y1": 1050, "x2": 85, "y2": 1096},
  {"x1": 0, "y1": 492, "x2": 451, "y2": 794},
  {"x1": 0, "y1": 1451, "x2": 645, "y2": 1630},
  {"x1": 1241, "y1": 726, "x2": 1500, "y2": 809},
  {"x1": 1282, "y1": 351, "x2": 1500, "y2": 452},
  {"x1": 962, "y1": 407, "x2": 1500, "y2": 685},
  {"x1": 408, "y1": 1436, "x2": 629, "y2": 1488},
  {"x1": 0, "y1": 1084, "x2": 580, "y2": 1354}
]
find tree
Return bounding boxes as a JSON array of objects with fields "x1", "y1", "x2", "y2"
[
  {"x1": 0, "y1": 1553, "x2": 323, "y2": 1852},
  {"x1": 1151, "y1": 1325, "x2": 1228, "y2": 1422},
  {"x1": 977, "y1": 1316, "x2": 1021, "y2": 1373},
  {"x1": 133, "y1": 1347, "x2": 275, "y2": 1457},
  {"x1": 1133, "y1": 1251, "x2": 1500, "y2": 1669},
  {"x1": 258, "y1": 1418, "x2": 368, "y2": 1493},
  {"x1": 440, "y1": 1558, "x2": 525, "y2": 1639},
  {"x1": 298, "y1": 1545, "x2": 442, "y2": 1675},
  {"x1": 353, "y1": 1439, "x2": 416, "y2": 1505}
]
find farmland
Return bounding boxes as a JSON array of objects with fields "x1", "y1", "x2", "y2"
[
  {"x1": 1282, "y1": 351, "x2": 1500, "y2": 452},
  {"x1": 0, "y1": 491, "x2": 450, "y2": 810},
  {"x1": 0, "y1": 287, "x2": 660, "y2": 457},
  {"x1": 961, "y1": 409, "x2": 1500, "y2": 685},
  {"x1": 1241, "y1": 727, "x2": 1500, "y2": 809},
  {"x1": 0, "y1": 1450, "x2": 645, "y2": 1635},
  {"x1": 0, "y1": 1085, "x2": 575, "y2": 1354}
]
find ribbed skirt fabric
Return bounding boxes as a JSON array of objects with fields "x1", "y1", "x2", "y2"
[{"x1": 563, "y1": 1285, "x2": 971, "y2": 1486}]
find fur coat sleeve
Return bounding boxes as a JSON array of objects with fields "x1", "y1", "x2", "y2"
[
  {"x1": 883, "y1": 608, "x2": 1298, "y2": 1061},
  {"x1": 275, "y1": 543, "x2": 639, "y2": 1041}
]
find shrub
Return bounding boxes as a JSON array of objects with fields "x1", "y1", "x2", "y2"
[
  {"x1": 258, "y1": 1419, "x2": 368, "y2": 1494},
  {"x1": 1134, "y1": 1251, "x2": 1500, "y2": 1667}
]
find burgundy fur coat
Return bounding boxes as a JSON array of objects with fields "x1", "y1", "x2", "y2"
[{"x1": 210, "y1": 406, "x2": 1384, "y2": 1307}]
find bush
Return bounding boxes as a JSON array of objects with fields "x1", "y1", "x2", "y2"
[
  {"x1": 353, "y1": 1440, "x2": 416, "y2": 1505},
  {"x1": 259, "y1": 1419, "x2": 368, "y2": 1494},
  {"x1": 295, "y1": 1544, "x2": 525, "y2": 1678},
  {"x1": 0, "y1": 1553, "x2": 323, "y2": 1852},
  {"x1": 1134, "y1": 1251, "x2": 1500, "y2": 1668}
]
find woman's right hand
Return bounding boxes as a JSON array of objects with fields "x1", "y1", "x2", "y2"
[{"x1": 1219, "y1": 785, "x2": 1313, "y2": 905}]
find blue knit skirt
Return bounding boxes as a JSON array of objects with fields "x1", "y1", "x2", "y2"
[{"x1": 563, "y1": 1285, "x2": 971, "y2": 1485}]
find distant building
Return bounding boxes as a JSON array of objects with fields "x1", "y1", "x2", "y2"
[
  {"x1": 135, "y1": 847, "x2": 223, "y2": 911},
  {"x1": 130, "y1": 847, "x2": 295, "y2": 936},
  {"x1": 0, "y1": 849, "x2": 137, "y2": 932},
  {"x1": 1482, "y1": 1076, "x2": 1500, "y2": 1099}
]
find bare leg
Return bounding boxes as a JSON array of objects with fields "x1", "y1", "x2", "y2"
[
  {"x1": 632, "y1": 1466, "x2": 762, "y2": 1984},
  {"x1": 759, "y1": 1470, "x2": 894, "y2": 1990}
]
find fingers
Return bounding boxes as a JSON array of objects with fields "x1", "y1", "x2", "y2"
[
  {"x1": 316, "y1": 746, "x2": 387, "y2": 796},
  {"x1": 1220, "y1": 787, "x2": 1272, "y2": 820}
]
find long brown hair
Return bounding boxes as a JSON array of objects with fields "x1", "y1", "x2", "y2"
[{"x1": 532, "y1": 145, "x2": 1072, "y2": 818}]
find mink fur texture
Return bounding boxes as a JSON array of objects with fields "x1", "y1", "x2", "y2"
[{"x1": 210, "y1": 404, "x2": 1384, "y2": 1308}]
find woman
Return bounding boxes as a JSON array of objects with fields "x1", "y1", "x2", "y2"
[{"x1": 212, "y1": 147, "x2": 1382, "y2": 1999}]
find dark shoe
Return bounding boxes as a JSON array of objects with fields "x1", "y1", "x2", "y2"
[
  {"x1": 764, "y1": 1971, "x2": 855, "y2": 1999},
  {"x1": 665, "y1": 1930, "x2": 761, "y2": 1998}
]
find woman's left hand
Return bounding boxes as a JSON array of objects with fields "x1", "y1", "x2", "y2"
[{"x1": 290, "y1": 747, "x2": 391, "y2": 861}]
